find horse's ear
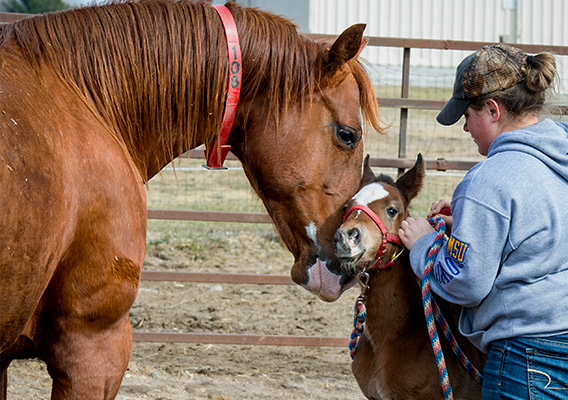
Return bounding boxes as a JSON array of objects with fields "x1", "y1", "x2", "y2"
[
  {"x1": 395, "y1": 154, "x2": 425, "y2": 203},
  {"x1": 361, "y1": 154, "x2": 376, "y2": 186},
  {"x1": 325, "y1": 24, "x2": 367, "y2": 76}
]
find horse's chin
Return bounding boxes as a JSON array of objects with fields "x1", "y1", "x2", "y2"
[
  {"x1": 336, "y1": 251, "x2": 364, "y2": 277},
  {"x1": 299, "y1": 258, "x2": 357, "y2": 302}
]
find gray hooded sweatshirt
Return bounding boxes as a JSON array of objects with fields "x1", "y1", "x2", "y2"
[{"x1": 410, "y1": 118, "x2": 568, "y2": 353}]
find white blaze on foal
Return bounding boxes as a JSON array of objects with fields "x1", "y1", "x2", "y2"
[
  {"x1": 346, "y1": 183, "x2": 390, "y2": 250},
  {"x1": 352, "y1": 182, "x2": 389, "y2": 207}
]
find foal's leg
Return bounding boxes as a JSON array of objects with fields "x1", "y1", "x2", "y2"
[
  {"x1": 44, "y1": 315, "x2": 133, "y2": 400},
  {"x1": 351, "y1": 333, "x2": 383, "y2": 400}
]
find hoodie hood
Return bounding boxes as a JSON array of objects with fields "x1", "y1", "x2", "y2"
[{"x1": 488, "y1": 118, "x2": 568, "y2": 181}]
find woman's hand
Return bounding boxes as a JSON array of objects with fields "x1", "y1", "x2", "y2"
[
  {"x1": 428, "y1": 199, "x2": 453, "y2": 233},
  {"x1": 428, "y1": 199, "x2": 451, "y2": 217},
  {"x1": 399, "y1": 217, "x2": 435, "y2": 250}
]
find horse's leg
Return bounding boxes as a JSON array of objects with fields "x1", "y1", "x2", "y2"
[
  {"x1": 44, "y1": 315, "x2": 133, "y2": 400},
  {"x1": 351, "y1": 333, "x2": 384, "y2": 400}
]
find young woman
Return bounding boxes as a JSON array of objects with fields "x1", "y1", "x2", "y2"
[{"x1": 399, "y1": 44, "x2": 568, "y2": 399}]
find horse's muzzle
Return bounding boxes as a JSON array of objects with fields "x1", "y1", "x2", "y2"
[{"x1": 297, "y1": 257, "x2": 357, "y2": 302}]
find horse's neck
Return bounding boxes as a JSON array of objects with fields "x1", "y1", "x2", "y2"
[{"x1": 19, "y1": 4, "x2": 227, "y2": 182}]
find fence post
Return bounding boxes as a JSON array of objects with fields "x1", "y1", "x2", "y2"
[{"x1": 398, "y1": 47, "x2": 411, "y2": 176}]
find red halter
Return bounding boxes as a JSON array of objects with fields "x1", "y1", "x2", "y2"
[
  {"x1": 343, "y1": 204, "x2": 404, "y2": 271},
  {"x1": 204, "y1": 4, "x2": 242, "y2": 169}
]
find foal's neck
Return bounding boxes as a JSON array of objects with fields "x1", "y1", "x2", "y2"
[{"x1": 364, "y1": 256, "x2": 424, "y2": 339}]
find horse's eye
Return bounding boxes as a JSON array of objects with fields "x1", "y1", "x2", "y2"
[
  {"x1": 387, "y1": 207, "x2": 398, "y2": 218},
  {"x1": 335, "y1": 124, "x2": 359, "y2": 148}
]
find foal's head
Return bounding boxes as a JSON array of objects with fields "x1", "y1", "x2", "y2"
[{"x1": 335, "y1": 155, "x2": 425, "y2": 276}]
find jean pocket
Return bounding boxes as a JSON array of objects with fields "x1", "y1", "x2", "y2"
[{"x1": 527, "y1": 348, "x2": 568, "y2": 400}]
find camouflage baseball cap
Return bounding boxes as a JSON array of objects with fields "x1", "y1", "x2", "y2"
[{"x1": 437, "y1": 44, "x2": 527, "y2": 126}]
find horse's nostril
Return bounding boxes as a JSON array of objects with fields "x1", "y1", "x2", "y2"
[
  {"x1": 348, "y1": 227, "x2": 361, "y2": 245},
  {"x1": 334, "y1": 229, "x2": 353, "y2": 252},
  {"x1": 334, "y1": 230, "x2": 346, "y2": 248}
]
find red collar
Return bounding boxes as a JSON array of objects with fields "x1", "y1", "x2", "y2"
[
  {"x1": 343, "y1": 204, "x2": 404, "y2": 271},
  {"x1": 204, "y1": 4, "x2": 242, "y2": 169}
]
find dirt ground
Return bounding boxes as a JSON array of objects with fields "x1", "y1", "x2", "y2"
[{"x1": 6, "y1": 232, "x2": 367, "y2": 400}]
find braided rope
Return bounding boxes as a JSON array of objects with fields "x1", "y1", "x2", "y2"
[
  {"x1": 422, "y1": 216, "x2": 453, "y2": 400},
  {"x1": 424, "y1": 216, "x2": 484, "y2": 390},
  {"x1": 432, "y1": 298, "x2": 484, "y2": 384},
  {"x1": 349, "y1": 297, "x2": 367, "y2": 359}
]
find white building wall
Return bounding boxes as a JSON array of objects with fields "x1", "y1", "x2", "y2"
[
  {"x1": 309, "y1": 1, "x2": 566, "y2": 59},
  {"x1": 309, "y1": 0, "x2": 567, "y2": 93}
]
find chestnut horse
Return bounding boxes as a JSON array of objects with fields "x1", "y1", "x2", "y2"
[
  {"x1": 335, "y1": 156, "x2": 485, "y2": 399},
  {"x1": 0, "y1": 1, "x2": 382, "y2": 398}
]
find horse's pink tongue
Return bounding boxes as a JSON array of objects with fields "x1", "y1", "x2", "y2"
[{"x1": 303, "y1": 258, "x2": 355, "y2": 302}]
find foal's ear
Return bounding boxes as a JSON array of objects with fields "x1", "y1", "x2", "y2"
[
  {"x1": 361, "y1": 154, "x2": 376, "y2": 187},
  {"x1": 325, "y1": 24, "x2": 367, "y2": 76},
  {"x1": 395, "y1": 154, "x2": 425, "y2": 204}
]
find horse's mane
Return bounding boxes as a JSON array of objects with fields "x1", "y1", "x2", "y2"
[{"x1": 2, "y1": 0, "x2": 381, "y2": 177}]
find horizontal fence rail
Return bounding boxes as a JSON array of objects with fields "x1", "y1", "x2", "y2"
[
  {"x1": 141, "y1": 271, "x2": 293, "y2": 285},
  {"x1": 147, "y1": 208, "x2": 272, "y2": 224},
  {"x1": 133, "y1": 332, "x2": 348, "y2": 347},
  {"x1": 309, "y1": 33, "x2": 568, "y2": 55},
  {"x1": 182, "y1": 149, "x2": 479, "y2": 172}
]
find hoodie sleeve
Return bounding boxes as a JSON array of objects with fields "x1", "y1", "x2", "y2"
[{"x1": 409, "y1": 195, "x2": 510, "y2": 307}]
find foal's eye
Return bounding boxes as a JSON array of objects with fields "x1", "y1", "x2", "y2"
[
  {"x1": 386, "y1": 207, "x2": 398, "y2": 218},
  {"x1": 334, "y1": 124, "x2": 359, "y2": 148}
]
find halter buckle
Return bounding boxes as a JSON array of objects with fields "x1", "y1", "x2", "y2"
[{"x1": 390, "y1": 247, "x2": 405, "y2": 263}]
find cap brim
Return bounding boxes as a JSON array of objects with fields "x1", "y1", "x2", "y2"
[{"x1": 436, "y1": 97, "x2": 471, "y2": 126}]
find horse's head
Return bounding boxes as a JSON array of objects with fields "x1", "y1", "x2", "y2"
[
  {"x1": 335, "y1": 154, "x2": 425, "y2": 278},
  {"x1": 229, "y1": 20, "x2": 381, "y2": 301}
]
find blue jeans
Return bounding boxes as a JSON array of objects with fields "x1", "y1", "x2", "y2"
[{"x1": 482, "y1": 334, "x2": 568, "y2": 399}]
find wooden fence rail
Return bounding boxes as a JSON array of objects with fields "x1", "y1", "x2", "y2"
[{"x1": 133, "y1": 332, "x2": 348, "y2": 347}]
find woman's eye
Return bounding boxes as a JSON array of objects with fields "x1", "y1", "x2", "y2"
[
  {"x1": 387, "y1": 207, "x2": 398, "y2": 218},
  {"x1": 335, "y1": 124, "x2": 359, "y2": 148}
]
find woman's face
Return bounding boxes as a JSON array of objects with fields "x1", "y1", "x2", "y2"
[{"x1": 463, "y1": 105, "x2": 500, "y2": 156}]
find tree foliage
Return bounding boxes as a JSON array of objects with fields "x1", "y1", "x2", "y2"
[{"x1": 1, "y1": 0, "x2": 69, "y2": 13}]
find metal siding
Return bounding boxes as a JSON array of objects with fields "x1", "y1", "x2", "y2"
[
  {"x1": 308, "y1": 0, "x2": 566, "y2": 93},
  {"x1": 309, "y1": 1, "x2": 567, "y2": 58}
]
